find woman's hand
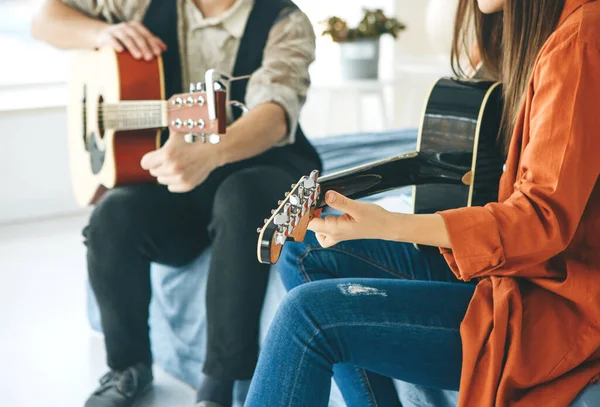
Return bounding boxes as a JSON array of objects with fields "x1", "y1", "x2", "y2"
[
  {"x1": 308, "y1": 191, "x2": 395, "y2": 248},
  {"x1": 308, "y1": 191, "x2": 453, "y2": 249}
]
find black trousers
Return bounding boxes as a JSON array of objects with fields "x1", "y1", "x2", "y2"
[{"x1": 83, "y1": 162, "x2": 309, "y2": 380}]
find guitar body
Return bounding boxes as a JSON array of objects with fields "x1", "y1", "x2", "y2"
[
  {"x1": 67, "y1": 48, "x2": 164, "y2": 206},
  {"x1": 414, "y1": 78, "x2": 504, "y2": 251},
  {"x1": 414, "y1": 78, "x2": 504, "y2": 214}
]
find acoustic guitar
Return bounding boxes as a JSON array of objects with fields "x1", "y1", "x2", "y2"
[
  {"x1": 67, "y1": 47, "x2": 227, "y2": 206},
  {"x1": 257, "y1": 78, "x2": 505, "y2": 265}
]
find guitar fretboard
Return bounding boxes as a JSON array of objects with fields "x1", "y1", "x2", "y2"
[{"x1": 100, "y1": 101, "x2": 168, "y2": 131}]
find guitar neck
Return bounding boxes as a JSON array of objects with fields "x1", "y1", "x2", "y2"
[
  {"x1": 101, "y1": 101, "x2": 168, "y2": 131},
  {"x1": 315, "y1": 151, "x2": 472, "y2": 208}
]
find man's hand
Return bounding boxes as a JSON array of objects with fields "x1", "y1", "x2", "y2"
[
  {"x1": 140, "y1": 134, "x2": 223, "y2": 193},
  {"x1": 308, "y1": 191, "x2": 395, "y2": 248},
  {"x1": 95, "y1": 21, "x2": 166, "y2": 60}
]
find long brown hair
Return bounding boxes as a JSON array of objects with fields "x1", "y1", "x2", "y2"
[{"x1": 451, "y1": 0, "x2": 565, "y2": 154}]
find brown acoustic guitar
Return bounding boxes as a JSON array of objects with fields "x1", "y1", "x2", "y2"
[
  {"x1": 67, "y1": 47, "x2": 227, "y2": 206},
  {"x1": 257, "y1": 78, "x2": 505, "y2": 264}
]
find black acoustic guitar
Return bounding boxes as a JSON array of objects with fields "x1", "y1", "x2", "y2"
[{"x1": 257, "y1": 78, "x2": 505, "y2": 265}]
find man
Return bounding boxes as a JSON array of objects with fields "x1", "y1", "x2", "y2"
[{"x1": 31, "y1": 1, "x2": 322, "y2": 406}]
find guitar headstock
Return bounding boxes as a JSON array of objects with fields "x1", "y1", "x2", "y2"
[
  {"x1": 166, "y1": 83, "x2": 227, "y2": 143},
  {"x1": 257, "y1": 170, "x2": 321, "y2": 265}
]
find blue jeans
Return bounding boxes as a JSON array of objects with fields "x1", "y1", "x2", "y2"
[{"x1": 245, "y1": 231, "x2": 476, "y2": 407}]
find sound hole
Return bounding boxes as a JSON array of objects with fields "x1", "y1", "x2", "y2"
[{"x1": 97, "y1": 94, "x2": 105, "y2": 139}]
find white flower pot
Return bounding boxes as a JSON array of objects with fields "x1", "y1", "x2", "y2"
[{"x1": 339, "y1": 38, "x2": 380, "y2": 80}]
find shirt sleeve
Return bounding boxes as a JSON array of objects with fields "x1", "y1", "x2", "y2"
[
  {"x1": 244, "y1": 8, "x2": 316, "y2": 145},
  {"x1": 438, "y1": 38, "x2": 600, "y2": 281},
  {"x1": 60, "y1": 0, "x2": 142, "y2": 23}
]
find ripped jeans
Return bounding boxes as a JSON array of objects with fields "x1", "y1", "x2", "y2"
[{"x1": 245, "y1": 231, "x2": 476, "y2": 407}]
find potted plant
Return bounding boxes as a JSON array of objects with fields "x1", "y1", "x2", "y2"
[{"x1": 322, "y1": 9, "x2": 406, "y2": 80}]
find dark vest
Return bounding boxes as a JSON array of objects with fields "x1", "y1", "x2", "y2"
[{"x1": 142, "y1": 0, "x2": 322, "y2": 177}]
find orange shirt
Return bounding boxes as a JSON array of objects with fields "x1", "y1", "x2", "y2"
[{"x1": 438, "y1": 0, "x2": 600, "y2": 405}]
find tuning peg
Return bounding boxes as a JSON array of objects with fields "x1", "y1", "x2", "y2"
[
  {"x1": 289, "y1": 194, "x2": 300, "y2": 206},
  {"x1": 185, "y1": 119, "x2": 195, "y2": 129},
  {"x1": 196, "y1": 82, "x2": 205, "y2": 92},
  {"x1": 189, "y1": 83, "x2": 196, "y2": 93},
  {"x1": 264, "y1": 219, "x2": 269, "y2": 224},
  {"x1": 273, "y1": 204, "x2": 291, "y2": 226},
  {"x1": 275, "y1": 233, "x2": 286, "y2": 245},
  {"x1": 184, "y1": 133, "x2": 198, "y2": 143},
  {"x1": 197, "y1": 119, "x2": 205, "y2": 129},
  {"x1": 209, "y1": 134, "x2": 221, "y2": 144},
  {"x1": 271, "y1": 209, "x2": 276, "y2": 214},
  {"x1": 256, "y1": 228, "x2": 262, "y2": 233},
  {"x1": 284, "y1": 192, "x2": 289, "y2": 197},
  {"x1": 197, "y1": 96, "x2": 205, "y2": 106},
  {"x1": 171, "y1": 118, "x2": 183, "y2": 128},
  {"x1": 278, "y1": 200, "x2": 283, "y2": 205},
  {"x1": 303, "y1": 177, "x2": 315, "y2": 189}
]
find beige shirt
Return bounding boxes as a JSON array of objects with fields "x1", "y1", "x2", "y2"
[{"x1": 62, "y1": 0, "x2": 316, "y2": 143}]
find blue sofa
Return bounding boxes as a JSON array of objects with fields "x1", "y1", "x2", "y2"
[{"x1": 87, "y1": 129, "x2": 600, "y2": 407}]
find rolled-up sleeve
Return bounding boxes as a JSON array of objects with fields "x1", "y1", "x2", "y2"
[
  {"x1": 61, "y1": 0, "x2": 140, "y2": 22},
  {"x1": 438, "y1": 38, "x2": 600, "y2": 281},
  {"x1": 244, "y1": 8, "x2": 316, "y2": 145}
]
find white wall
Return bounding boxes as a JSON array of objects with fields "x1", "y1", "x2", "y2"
[{"x1": 0, "y1": 107, "x2": 83, "y2": 224}]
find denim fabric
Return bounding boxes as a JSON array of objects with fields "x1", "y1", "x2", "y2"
[{"x1": 245, "y1": 231, "x2": 476, "y2": 407}]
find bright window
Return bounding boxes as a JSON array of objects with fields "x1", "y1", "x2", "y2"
[{"x1": 0, "y1": 0, "x2": 68, "y2": 87}]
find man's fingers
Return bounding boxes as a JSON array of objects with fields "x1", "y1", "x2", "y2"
[
  {"x1": 111, "y1": 30, "x2": 143, "y2": 59},
  {"x1": 156, "y1": 175, "x2": 181, "y2": 186},
  {"x1": 107, "y1": 37, "x2": 124, "y2": 52},
  {"x1": 140, "y1": 149, "x2": 163, "y2": 170},
  {"x1": 129, "y1": 21, "x2": 166, "y2": 54},
  {"x1": 121, "y1": 25, "x2": 153, "y2": 60},
  {"x1": 149, "y1": 164, "x2": 179, "y2": 178}
]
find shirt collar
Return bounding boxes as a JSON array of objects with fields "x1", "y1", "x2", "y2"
[
  {"x1": 559, "y1": 0, "x2": 594, "y2": 25},
  {"x1": 186, "y1": 0, "x2": 253, "y2": 39}
]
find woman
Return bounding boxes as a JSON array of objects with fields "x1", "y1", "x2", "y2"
[{"x1": 244, "y1": 0, "x2": 600, "y2": 406}]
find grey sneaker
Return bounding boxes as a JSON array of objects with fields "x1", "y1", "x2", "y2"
[{"x1": 84, "y1": 363, "x2": 153, "y2": 407}]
